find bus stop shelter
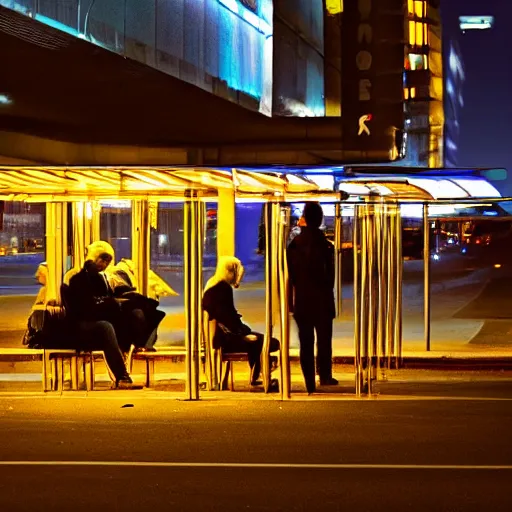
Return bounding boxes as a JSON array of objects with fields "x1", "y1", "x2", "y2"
[{"x1": 0, "y1": 166, "x2": 508, "y2": 399}]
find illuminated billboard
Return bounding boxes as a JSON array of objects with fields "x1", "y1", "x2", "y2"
[{"x1": 459, "y1": 16, "x2": 494, "y2": 31}]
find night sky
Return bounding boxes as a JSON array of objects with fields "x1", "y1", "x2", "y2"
[{"x1": 442, "y1": 0, "x2": 512, "y2": 194}]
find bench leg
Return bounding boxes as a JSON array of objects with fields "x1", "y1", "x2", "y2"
[
  {"x1": 50, "y1": 359, "x2": 57, "y2": 391},
  {"x1": 42, "y1": 352, "x2": 49, "y2": 392},
  {"x1": 58, "y1": 358, "x2": 65, "y2": 391},
  {"x1": 145, "y1": 359, "x2": 155, "y2": 388},
  {"x1": 71, "y1": 356, "x2": 78, "y2": 391},
  {"x1": 85, "y1": 355, "x2": 95, "y2": 391},
  {"x1": 221, "y1": 361, "x2": 231, "y2": 391}
]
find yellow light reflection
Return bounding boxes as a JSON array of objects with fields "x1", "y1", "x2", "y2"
[{"x1": 326, "y1": 0, "x2": 343, "y2": 15}]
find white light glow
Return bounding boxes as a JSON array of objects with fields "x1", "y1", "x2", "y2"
[
  {"x1": 451, "y1": 179, "x2": 501, "y2": 198},
  {"x1": 408, "y1": 178, "x2": 469, "y2": 199},
  {"x1": 459, "y1": 16, "x2": 494, "y2": 31},
  {"x1": 100, "y1": 200, "x2": 131, "y2": 209},
  {"x1": 0, "y1": 94, "x2": 12, "y2": 105},
  {"x1": 305, "y1": 174, "x2": 334, "y2": 190}
]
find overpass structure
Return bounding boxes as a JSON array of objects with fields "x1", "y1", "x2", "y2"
[{"x1": 0, "y1": 4, "x2": 404, "y2": 167}]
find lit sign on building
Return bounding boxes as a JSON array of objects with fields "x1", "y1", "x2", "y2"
[
  {"x1": 341, "y1": 0, "x2": 405, "y2": 157},
  {"x1": 459, "y1": 16, "x2": 494, "y2": 32}
]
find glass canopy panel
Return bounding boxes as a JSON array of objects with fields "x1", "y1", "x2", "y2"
[
  {"x1": 450, "y1": 179, "x2": 501, "y2": 198},
  {"x1": 408, "y1": 178, "x2": 469, "y2": 199}
]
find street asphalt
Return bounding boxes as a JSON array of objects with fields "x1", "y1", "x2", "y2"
[{"x1": 1, "y1": 379, "x2": 512, "y2": 511}]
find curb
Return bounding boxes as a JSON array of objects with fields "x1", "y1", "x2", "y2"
[{"x1": 332, "y1": 356, "x2": 512, "y2": 370}]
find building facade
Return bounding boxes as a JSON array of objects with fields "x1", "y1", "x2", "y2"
[
  {"x1": 0, "y1": 0, "x2": 275, "y2": 115},
  {"x1": 1, "y1": 0, "x2": 454, "y2": 168},
  {"x1": 443, "y1": 40, "x2": 465, "y2": 167},
  {"x1": 402, "y1": 0, "x2": 444, "y2": 167}
]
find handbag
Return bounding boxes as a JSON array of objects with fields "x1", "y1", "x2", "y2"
[{"x1": 22, "y1": 305, "x2": 67, "y2": 349}]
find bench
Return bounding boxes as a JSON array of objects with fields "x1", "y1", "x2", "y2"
[
  {"x1": 0, "y1": 347, "x2": 187, "y2": 391},
  {"x1": 47, "y1": 347, "x2": 188, "y2": 390},
  {"x1": 0, "y1": 348, "x2": 94, "y2": 391}
]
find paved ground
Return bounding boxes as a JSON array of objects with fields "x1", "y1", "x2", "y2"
[{"x1": 1, "y1": 376, "x2": 512, "y2": 511}]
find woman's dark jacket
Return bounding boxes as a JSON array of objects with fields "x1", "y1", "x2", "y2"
[{"x1": 202, "y1": 280, "x2": 250, "y2": 349}]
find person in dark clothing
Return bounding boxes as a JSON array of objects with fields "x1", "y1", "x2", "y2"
[
  {"x1": 202, "y1": 256, "x2": 279, "y2": 388},
  {"x1": 66, "y1": 253, "x2": 134, "y2": 388},
  {"x1": 287, "y1": 202, "x2": 338, "y2": 394},
  {"x1": 109, "y1": 263, "x2": 166, "y2": 352}
]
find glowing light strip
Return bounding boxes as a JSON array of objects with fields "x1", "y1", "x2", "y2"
[{"x1": 218, "y1": 0, "x2": 272, "y2": 36}]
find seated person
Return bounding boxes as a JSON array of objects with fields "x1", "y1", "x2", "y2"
[
  {"x1": 69, "y1": 241, "x2": 163, "y2": 353},
  {"x1": 108, "y1": 258, "x2": 178, "y2": 301},
  {"x1": 67, "y1": 250, "x2": 134, "y2": 389},
  {"x1": 107, "y1": 258, "x2": 167, "y2": 351},
  {"x1": 202, "y1": 256, "x2": 279, "y2": 388},
  {"x1": 34, "y1": 262, "x2": 48, "y2": 306}
]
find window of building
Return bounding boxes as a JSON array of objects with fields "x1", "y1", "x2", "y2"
[
  {"x1": 408, "y1": 0, "x2": 426, "y2": 18},
  {"x1": 404, "y1": 87, "x2": 416, "y2": 100},
  {"x1": 406, "y1": 53, "x2": 428, "y2": 71},
  {"x1": 409, "y1": 20, "x2": 428, "y2": 46}
]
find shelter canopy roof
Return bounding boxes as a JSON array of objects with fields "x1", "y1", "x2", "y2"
[
  {"x1": 0, "y1": 166, "x2": 505, "y2": 203},
  {"x1": 0, "y1": 167, "x2": 324, "y2": 201}
]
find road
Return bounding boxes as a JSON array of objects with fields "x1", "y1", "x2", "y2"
[{"x1": 1, "y1": 379, "x2": 512, "y2": 510}]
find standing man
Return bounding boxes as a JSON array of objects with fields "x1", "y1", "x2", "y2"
[{"x1": 287, "y1": 202, "x2": 338, "y2": 394}]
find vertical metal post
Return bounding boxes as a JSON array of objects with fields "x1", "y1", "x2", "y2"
[
  {"x1": 263, "y1": 203, "x2": 273, "y2": 393},
  {"x1": 423, "y1": 204, "x2": 431, "y2": 352},
  {"x1": 375, "y1": 202, "x2": 387, "y2": 379},
  {"x1": 278, "y1": 205, "x2": 291, "y2": 400},
  {"x1": 184, "y1": 191, "x2": 203, "y2": 400},
  {"x1": 131, "y1": 200, "x2": 150, "y2": 296},
  {"x1": 45, "y1": 202, "x2": 68, "y2": 304},
  {"x1": 394, "y1": 205, "x2": 403, "y2": 368},
  {"x1": 90, "y1": 201, "x2": 101, "y2": 243},
  {"x1": 385, "y1": 204, "x2": 395, "y2": 370},
  {"x1": 72, "y1": 202, "x2": 84, "y2": 270},
  {"x1": 354, "y1": 205, "x2": 365, "y2": 396},
  {"x1": 334, "y1": 203, "x2": 343, "y2": 318},
  {"x1": 366, "y1": 203, "x2": 375, "y2": 396}
]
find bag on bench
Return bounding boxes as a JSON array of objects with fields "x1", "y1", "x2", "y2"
[{"x1": 22, "y1": 305, "x2": 70, "y2": 349}]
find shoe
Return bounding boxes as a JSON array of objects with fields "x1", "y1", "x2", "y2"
[
  {"x1": 319, "y1": 377, "x2": 339, "y2": 386},
  {"x1": 115, "y1": 375, "x2": 134, "y2": 389},
  {"x1": 269, "y1": 379, "x2": 279, "y2": 393}
]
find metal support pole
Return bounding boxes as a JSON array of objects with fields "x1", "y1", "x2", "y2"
[
  {"x1": 45, "y1": 202, "x2": 68, "y2": 304},
  {"x1": 394, "y1": 205, "x2": 403, "y2": 368},
  {"x1": 385, "y1": 205, "x2": 395, "y2": 370},
  {"x1": 72, "y1": 202, "x2": 86, "y2": 270},
  {"x1": 354, "y1": 205, "x2": 364, "y2": 396},
  {"x1": 334, "y1": 203, "x2": 343, "y2": 318},
  {"x1": 366, "y1": 204, "x2": 375, "y2": 396},
  {"x1": 184, "y1": 191, "x2": 204, "y2": 400},
  {"x1": 376, "y1": 202, "x2": 387, "y2": 379},
  {"x1": 263, "y1": 203, "x2": 273, "y2": 394},
  {"x1": 90, "y1": 201, "x2": 101, "y2": 243},
  {"x1": 263, "y1": 202, "x2": 280, "y2": 393},
  {"x1": 131, "y1": 200, "x2": 150, "y2": 296},
  {"x1": 423, "y1": 204, "x2": 431, "y2": 352},
  {"x1": 278, "y1": 205, "x2": 291, "y2": 400}
]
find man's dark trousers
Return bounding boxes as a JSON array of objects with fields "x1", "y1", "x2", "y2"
[{"x1": 294, "y1": 311, "x2": 333, "y2": 393}]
